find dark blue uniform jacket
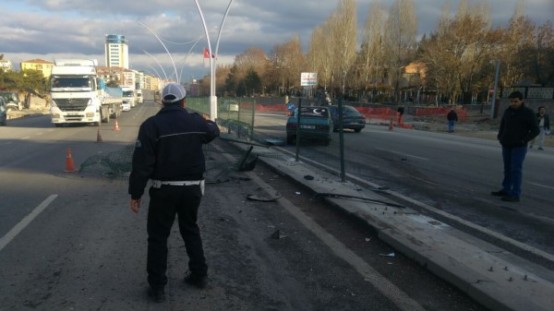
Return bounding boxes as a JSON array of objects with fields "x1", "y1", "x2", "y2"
[{"x1": 129, "y1": 105, "x2": 220, "y2": 199}]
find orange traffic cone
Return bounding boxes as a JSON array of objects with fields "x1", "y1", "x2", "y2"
[
  {"x1": 96, "y1": 128, "x2": 103, "y2": 142},
  {"x1": 388, "y1": 118, "x2": 394, "y2": 131},
  {"x1": 113, "y1": 119, "x2": 120, "y2": 131},
  {"x1": 64, "y1": 147, "x2": 76, "y2": 173}
]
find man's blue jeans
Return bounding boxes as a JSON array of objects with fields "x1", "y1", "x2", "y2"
[
  {"x1": 501, "y1": 146, "x2": 527, "y2": 198},
  {"x1": 447, "y1": 120, "x2": 456, "y2": 132}
]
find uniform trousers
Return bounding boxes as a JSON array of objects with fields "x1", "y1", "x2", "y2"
[{"x1": 146, "y1": 185, "x2": 207, "y2": 290}]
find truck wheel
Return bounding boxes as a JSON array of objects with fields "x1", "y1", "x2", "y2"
[{"x1": 102, "y1": 110, "x2": 110, "y2": 123}]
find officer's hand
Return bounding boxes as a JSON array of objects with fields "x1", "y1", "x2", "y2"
[{"x1": 130, "y1": 198, "x2": 141, "y2": 214}]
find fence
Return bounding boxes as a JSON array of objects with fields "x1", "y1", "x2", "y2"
[{"x1": 188, "y1": 97, "x2": 475, "y2": 130}]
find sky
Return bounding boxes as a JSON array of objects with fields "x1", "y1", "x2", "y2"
[{"x1": 1, "y1": 0, "x2": 552, "y2": 83}]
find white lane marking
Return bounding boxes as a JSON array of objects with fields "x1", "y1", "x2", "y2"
[
  {"x1": 214, "y1": 144, "x2": 425, "y2": 311},
  {"x1": 21, "y1": 136, "x2": 30, "y2": 140},
  {"x1": 527, "y1": 182, "x2": 554, "y2": 191},
  {"x1": 250, "y1": 173, "x2": 425, "y2": 311},
  {"x1": 0, "y1": 194, "x2": 58, "y2": 252}
]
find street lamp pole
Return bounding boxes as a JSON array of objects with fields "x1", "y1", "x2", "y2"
[
  {"x1": 491, "y1": 60, "x2": 500, "y2": 119},
  {"x1": 194, "y1": 0, "x2": 234, "y2": 121}
]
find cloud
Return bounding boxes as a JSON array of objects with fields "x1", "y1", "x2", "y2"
[{"x1": 2, "y1": 0, "x2": 552, "y2": 81}]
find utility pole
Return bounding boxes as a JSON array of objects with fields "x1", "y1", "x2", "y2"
[{"x1": 491, "y1": 60, "x2": 500, "y2": 119}]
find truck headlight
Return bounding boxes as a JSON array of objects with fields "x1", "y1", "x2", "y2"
[{"x1": 87, "y1": 99, "x2": 94, "y2": 106}]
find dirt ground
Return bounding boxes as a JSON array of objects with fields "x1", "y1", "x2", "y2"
[
  {"x1": 408, "y1": 113, "x2": 554, "y2": 147},
  {"x1": 6, "y1": 95, "x2": 50, "y2": 120}
]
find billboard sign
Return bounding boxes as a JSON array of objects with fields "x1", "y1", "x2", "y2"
[{"x1": 301, "y1": 72, "x2": 317, "y2": 86}]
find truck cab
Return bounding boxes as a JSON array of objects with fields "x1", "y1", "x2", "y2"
[
  {"x1": 136, "y1": 89, "x2": 143, "y2": 105},
  {"x1": 121, "y1": 87, "x2": 136, "y2": 108},
  {"x1": 49, "y1": 59, "x2": 102, "y2": 126}
]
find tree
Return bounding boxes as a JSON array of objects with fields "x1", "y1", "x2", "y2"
[
  {"x1": 271, "y1": 37, "x2": 305, "y2": 95},
  {"x1": 357, "y1": 0, "x2": 387, "y2": 100},
  {"x1": 523, "y1": 21, "x2": 554, "y2": 86},
  {"x1": 243, "y1": 68, "x2": 262, "y2": 96},
  {"x1": 418, "y1": 0, "x2": 499, "y2": 104},
  {"x1": 224, "y1": 65, "x2": 240, "y2": 96},
  {"x1": 233, "y1": 48, "x2": 268, "y2": 82},
  {"x1": 501, "y1": 2, "x2": 536, "y2": 87},
  {"x1": 330, "y1": 0, "x2": 357, "y2": 95},
  {"x1": 307, "y1": 23, "x2": 333, "y2": 91},
  {"x1": 384, "y1": 0, "x2": 418, "y2": 103}
]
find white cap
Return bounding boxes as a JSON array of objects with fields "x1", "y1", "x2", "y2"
[{"x1": 162, "y1": 83, "x2": 187, "y2": 104}]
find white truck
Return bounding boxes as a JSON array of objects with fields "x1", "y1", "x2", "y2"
[
  {"x1": 50, "y1": 59, "x2": 120, "y2": 126},
  {"x1": 136, "y1": 89, "x2": 143, "y2": 105},
  {"x1": 121, "y1": 87, "x2": 136, "y2": 109}
]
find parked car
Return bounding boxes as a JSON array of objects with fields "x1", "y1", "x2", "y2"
[
  {"x1": 286, "y1": 106, "x2": 332, "y2": 145},
  {"x1": 223, "y1": 99, "x2": 239, "y2": 112},
  {"x1": 0, "y1": 91, "x2": 21, "y2": 111},
  {"x1": 328, "y1": 105, "x2": 366, "y2": 133},
  {"x1": 0, "y1": 97, "x2": 7, "y2": 126}
]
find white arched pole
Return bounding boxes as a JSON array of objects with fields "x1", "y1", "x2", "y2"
[
  {"x1": 142, "y1": 50, "x2": 169, "y2": 81},
  {"x1": 193, "y1": 0, "x2": 234, "y2": 121},
  {"x1": 138, "y1": 21, "x2": 179, "y2": 83}
]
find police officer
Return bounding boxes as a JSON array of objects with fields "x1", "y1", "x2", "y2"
[{"x1": 128, "y1": 83, "x2": 220, "y2": 302}]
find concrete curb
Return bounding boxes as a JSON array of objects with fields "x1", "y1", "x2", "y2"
[{"x1": 220, "y1": 132, "x2": 554, "y2": 311}]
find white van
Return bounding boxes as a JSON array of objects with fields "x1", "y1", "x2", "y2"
[
  {"x1": 122, "y1": 87, "x2": 136, "y2": 108},
  {"x1": 136, "y1": 89, "x2": 143, "y2": 104}
]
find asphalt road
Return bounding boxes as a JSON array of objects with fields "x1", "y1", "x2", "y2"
[
  {"x1": 0, "y1": 102, "x2": 487, "y2": 310},
  {"x1": 251, "y1": 112, "x2": 554, "y2": 258}
]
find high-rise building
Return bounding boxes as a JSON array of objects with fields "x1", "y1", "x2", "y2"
[{"x1": 105, "y1": 34, "x2": 129, "y2": 69}]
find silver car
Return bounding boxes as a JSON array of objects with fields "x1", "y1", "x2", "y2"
[{"x1": 0, "y1": 91, "x2": 21, "y2": 111}]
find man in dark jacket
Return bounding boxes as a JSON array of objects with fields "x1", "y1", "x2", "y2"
[
  {"x1": 446, "y1": 107, "x2": 458, "y2": 133},
  {"x1": 491, "y1": 91, "x2": 539, "y2": 202},
  {"x1": 129, "y1": 83, "x2": 220, "y2": 302}
]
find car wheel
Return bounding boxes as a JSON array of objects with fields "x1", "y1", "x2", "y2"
[
  {"x1": 286, "y1": 135, "x2": 295, "y2": 145},
  {"x1": 354, "y1": 128, "x2": 362, "y2": 133}
]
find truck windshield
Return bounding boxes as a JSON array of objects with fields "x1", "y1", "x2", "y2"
[
  {"x1": 51, "y1": 75, "x2": 94, "y2": 89},
  {"x1": 123, "y1": 91, "x2": 134, "y2": 97}
]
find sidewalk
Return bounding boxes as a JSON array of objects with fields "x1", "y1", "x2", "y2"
[{"x1": 220, "y1": 131, "x2": 554, "y2": 311}]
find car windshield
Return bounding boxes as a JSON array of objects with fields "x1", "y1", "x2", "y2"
[
  {"x1": 298, "y1": 107, "x2": 328, "y2": 118},
  {"x1": 0, "y1": 92, "x2": 17, "y2": 102},
  {"x1": 342, "y1": 106, "x2": 362, "y2": 117},
  {"x1": 333, "y1": 106, "x2": 361, "y2": 117},
  {"x1": 51, "y1": 75, "x2": 94, "y2": 89}
]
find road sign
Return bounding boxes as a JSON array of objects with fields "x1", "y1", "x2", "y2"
[{"x1": 301, "y1": 72, "x2": 317, "y2": 87}]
